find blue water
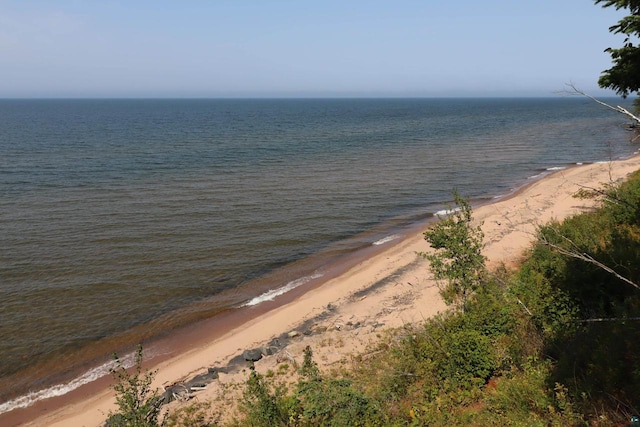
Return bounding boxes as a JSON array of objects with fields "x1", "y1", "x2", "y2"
[{"x1": 0, "y1": 98, "x2": 637, "y2": 412}]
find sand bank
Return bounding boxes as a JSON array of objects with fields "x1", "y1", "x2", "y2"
[{"x1": 16, "y1": 154, "x2": 640, "y2": 426}]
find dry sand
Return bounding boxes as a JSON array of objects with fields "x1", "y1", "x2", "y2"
[{"x1": 20, "y1": 155, "x2": 640, "y2": 426}]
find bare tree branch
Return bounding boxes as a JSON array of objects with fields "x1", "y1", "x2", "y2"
[
  {"x1": 540, "y1": 226, "x2": 640, "y2": 291},
  {"x1": 562, "y1": 82, "x2": 640, "y2": 125},
  {"x1": 571, "y1": 316, "x2": 640, "y2": 323}
]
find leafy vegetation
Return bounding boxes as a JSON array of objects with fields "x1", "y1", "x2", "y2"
[
  {"x1": 236, "y1": 365, "x2": 292, "y2": 426},
  {"x1": 231, "y1": 346, "x2": 381, "y2": 426},
  {"x1": 420, "y1": 191, "x2": 486, "y2": 309},
  {"x1": 106, "y1": 345, "x2": 163, "y2": 427},
  {"x1": 596, "y1": 0, "x2": 640, "y2": 99}
]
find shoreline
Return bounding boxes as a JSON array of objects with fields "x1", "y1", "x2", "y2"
[{"x1": 5, "y1": 154, "x2": 640, "y2": 426}]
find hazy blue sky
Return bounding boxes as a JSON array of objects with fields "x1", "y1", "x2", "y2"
[{"x1": 0, "y1": 1, "x2": 631, "y2": 98}]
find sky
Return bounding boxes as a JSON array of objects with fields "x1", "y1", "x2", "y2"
[{"x1": 0, "y1": 0, "x2": 632, "y2": 98}]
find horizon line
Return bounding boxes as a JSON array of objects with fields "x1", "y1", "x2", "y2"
[{"x1": 0, "y1": 94, "x2": 627, "y2": 101}]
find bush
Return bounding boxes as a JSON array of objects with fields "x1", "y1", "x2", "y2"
[
  {"x1": 106, "y1": 345, "x2": 163, "y2": 427},
  {"x1": 235, "y1": 346, "x2": 381, "y2": 426},
  {"x1": 295, "y1": 346, "x2": 382, "y2": 426},
  {"x1": 482, "y1": 361, "x2": 582, "y2": 426},
  {"x1": 437, "y1": 329, "x2": 496, "y2": 388},
  {"x1": 238, "y1": 367, "x2": 293, "y2": 426},
  {"x1": 296, "y1": 376, "x2": 381, "y2": 426},
  {"x1": 422, "y1": 191, "x2": 486, "y2": 309},
  {"x1": 512, "y1": 169, "x2": 640, "y2": 422},
  {"x1": 512, "y1": 261, "x2": 579, "y2": 344}
]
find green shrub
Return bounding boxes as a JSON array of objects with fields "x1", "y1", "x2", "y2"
[
  {"x1": 106, "y1": 345, "x2": 163, "y2": 427},
  {"x1": 512, "y1": 169, "x2": 640, "y2": 422},
  {"x1": 436, "y1": 329, "x2": 496, "y2": 389},
  {"x1": 295, "y1": 346, "x2": 382, "y2": 426},
  {"x1": 238, "y1": 367, "x2": 293, "y2": 426},
  {"x1": 296, "y1": 377, "x2": 381, "y2": 426},
  {"x1": 422, "y1": 191, "x2": 486, "y2": 309},
  {"x1": 456, "y1": 278, "x2": 516, "y2": 339},
  {"x1": 512, "y1": 262, "x2": 579, "y2": 344},
  {"x1": 235, "y1": 346, "x2": 381, "y2": 426},
  {"x1": 603, "y1": 169, "x2": 640, "y2": 225},
  {"x1": 378, "y1": 308, "x2": 498, "y2": 399},
  {"x1": 482, "y1": 361, "x2": 582, "y2": 426}
]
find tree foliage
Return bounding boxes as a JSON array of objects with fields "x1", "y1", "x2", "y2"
[
  {"x1": 596, "y1": 0, "x2": 640, "y2": 97},
  {"x1": 421, "y1": 192, "x2": 486, "y2": 308},
  {"x1": 107, "y1": 345, "x2": 163, "y2": 427},
  {"x1": 239, "y1": 368, "x2": 291, "y2": 426}
]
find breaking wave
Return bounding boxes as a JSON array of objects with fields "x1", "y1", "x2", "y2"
[
  {"x1": 373, "y1": 234, "x2": 400, "y2": 246},
  {"x1": 0, "y1": 352, "x2": 139, "y2": 415},
  {"x1": 243, "y1": 272, "x2": 324, "y2": 307}
]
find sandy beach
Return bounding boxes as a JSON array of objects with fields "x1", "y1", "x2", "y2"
[{"x1": 10, "y1": 154, "x2": 640, "y2": 426}]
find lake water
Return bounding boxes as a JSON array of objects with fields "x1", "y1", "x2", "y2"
[{"x1": 0, "y1": 97, "x2": 637, "y2": 413}]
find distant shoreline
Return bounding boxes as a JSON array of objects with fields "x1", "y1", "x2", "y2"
[{"x1": 0, "y1": 96, "x2": 631, "y2": 101}]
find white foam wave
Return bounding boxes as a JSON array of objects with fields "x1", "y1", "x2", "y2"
[
  {"x1": 546, "y1": 166, "x2": 567, "y2": 171},
  {"x1": 0, "y1": 352, "x2": 138, "y2": 415},
  {"x1": 434, "y1": 207, "x2": 461, "y2": 217},
  {"x1": 372, "y1": 234, "x2": 400, "y2": 246},
  {"x1": 528, "y1": 171, "x2": 546, "y2": 179},
  {"x1": 243, "y1": 272, "x2": 324, "y2": 307}
]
